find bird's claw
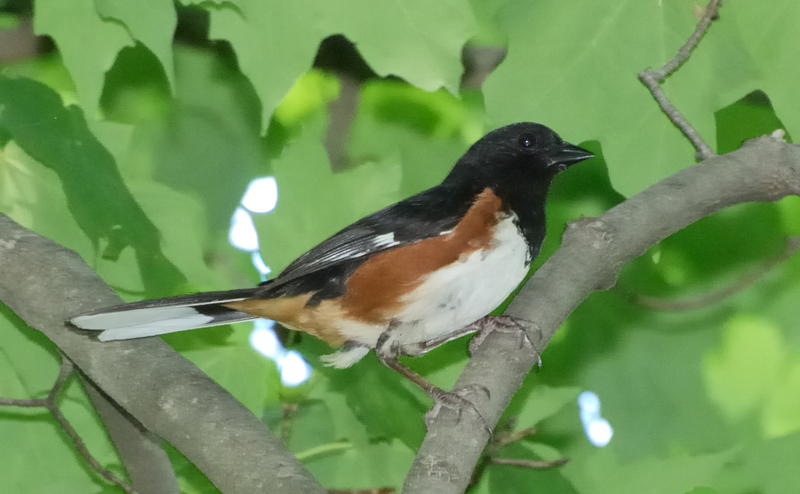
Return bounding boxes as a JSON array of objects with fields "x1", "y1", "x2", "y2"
[
  {"x1": 424, "y1": 385, "x2": 492, "y2": 434},
  {"x1": 469, "y1": 315, "x2": 541, "y2": 359}
]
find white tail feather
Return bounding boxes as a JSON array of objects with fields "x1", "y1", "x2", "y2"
[
  {"x1": 96, "y1": 312, "x2": 256, "y2": 341},
  {"x1": 71, "y1": 307, "x2": 207, "y2": 330},
  {"x1": 70, "y1": 293, "x2": 259, "y2": 341}
]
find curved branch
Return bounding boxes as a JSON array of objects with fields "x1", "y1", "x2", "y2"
[
  {"x1": 0, "y1": 215, "x2": 326, "y2": 494},
  {"x1": 403, "y1": 136, "x2": 800, "y2": 493}
]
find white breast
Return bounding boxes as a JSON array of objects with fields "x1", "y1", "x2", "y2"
[{"x1": 387, "y1": 214, "x2": 530, "y2": 349}]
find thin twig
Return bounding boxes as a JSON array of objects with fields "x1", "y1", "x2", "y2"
[
  {"x1": 0, "y1": 357, "x2": 136, "y2": 494},
  {"x1": 469, "y1": 418, "x2": 564, "y2": 488},
  {"x1": 638, "y1": 0, "x2": 722, "y2": 160},
  {"x1": 281, "y1": 402, "x2": 298, "y2": 445},
  {"x1": 490, "y1": 457, "x2": 569, "y2": 469},
  {"x1": 631, "y1": 236, "x2": 800, "y2": 311},
  {"x1": 493, "y1": 427, "x2": 537, "y2": 448},
  {"x1": 0, "y1": 397, "x2": 47, "y2": 406},
  {"x1": 326, "y1": 489, "x2": 395, "y2": 494}
]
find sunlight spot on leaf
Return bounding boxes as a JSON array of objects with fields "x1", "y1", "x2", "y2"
[
  {"x1": 242, "y1": 176, "x2": 278, "y2": 214},
  {"x1": 229, "y1": 207, "x2": 259, "y2": 252},
  {"x1": 579, "y1": 390, "x2": 613, "y2": 447},
  {"x1": 280, "y1": 350, "x2": 314, "y2": 387}
]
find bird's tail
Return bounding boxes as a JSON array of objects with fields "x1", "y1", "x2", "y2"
[{"x1": 69, "y1": 288, "x2": 262, "y2": 341}]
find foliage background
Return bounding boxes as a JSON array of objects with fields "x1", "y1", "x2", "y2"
[{"x1": 1, "y1": 0, "x2": 799, "y2": 492}]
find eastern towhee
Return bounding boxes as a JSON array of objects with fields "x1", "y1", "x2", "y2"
[{"x1": 71, "y1": 122, "x2": 592, "y2": 418}]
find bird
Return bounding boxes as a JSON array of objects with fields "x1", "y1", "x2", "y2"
[{"x1": 70, "y1": 122, "x2": 592, "y2": 417}]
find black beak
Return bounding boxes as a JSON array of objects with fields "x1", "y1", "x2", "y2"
[{"x1": 550, "y1": 142, "x2": 594, "y2": 168}]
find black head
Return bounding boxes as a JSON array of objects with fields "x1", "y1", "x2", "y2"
[{"x1": 446, "y1": 122, "x2": 593, "y2": 184}]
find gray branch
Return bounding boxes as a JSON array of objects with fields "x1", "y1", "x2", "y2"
[
  {"x1": 0, "y1": 215, "x2": 326, "y2": 494},
  {"x1": 403, "y1": 135, "x2": 800, "y2": 493}
]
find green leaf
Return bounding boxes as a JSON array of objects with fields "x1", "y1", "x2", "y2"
[
  {"x1": 94, "y1": 0, "x2": 177, "y2": 92},
  {"x1": 514, "y1": 385, "x2": 581, "y2": 429},
  {"x1": 0, "y1": 142, "x2": 95, "y2": 257},
  {"x1": 703, "y1": 314, "x2": 785, "y2": 423},
  {"x1": 742, "y1": 433, "x2": 800, "y2": 494},
  {"x1": 0, "y1": 76, "x2": 185, "y2": 296},
  {"x1": 563, "y1": 448, "x2": 733, "y2": 494},
  {"x1": 34, "y1": 0, "x2": 133, "y2": 118},
  {"x1": 707, "y1": 0, "x2": 800, "y2": 139},
  {"x1": 317, "y1": 0, "x2": 476, "y2": 95},
  {"x1": 140, "y1": 45, "x2": 263, "y2": 233},
  {"x1": 185, "y1": 0, "x2": 476, "y2": 131},
  {"x1": 488, "y1": 442, "x2": 579, "y2": 494}
]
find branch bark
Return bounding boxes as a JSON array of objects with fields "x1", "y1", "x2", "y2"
[
  {"x1": 403, "y1": 135, "x2": 800, "y2": 493},
  {"x1": 0, "y1": 214, "x2": 326, "y2": 494}
]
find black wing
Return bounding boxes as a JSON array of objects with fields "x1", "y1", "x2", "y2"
[{"x1": 265, "y1": 183, "x2": 476, "y2": 289}]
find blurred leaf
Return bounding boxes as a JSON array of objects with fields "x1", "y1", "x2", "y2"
[
  {"x1": 122, "y1": 46, "x2": 263, "y2": 233},
  {"x1": 316, "y1": 0, "x2": 476, "y2": 95},
  {"x1": 742, "y1": 433, "x2": 800, "y2": 494},
  {"x1": 269, "y1": 373, "x2": 414, "y2": 491},
  {"x1": 563, "y1": 448, "x2": 733, "y2": 494},
  {"x1": 163, "y1": 443, "x2": 221, "y2": 494},
  {"x1": 683, "y1": 488, "x2": 719, "y2": 494},
  {"x1": 488, "y1": 442, "x2": 578, "y2": 494},
  {"x1": 274, "y1": 71, "x2": 340, "y2": 128},
  {"x1": 0, "y1": 142, "x2": 94, "y2": 256},
  {"x1": 307, "y1": 436, "x2": 413, "y2": 492},
  {"x1": 0, "y1": 76, "x2": 185, "y2": 296},
  {"x1": 34, "y1": 0, "x2": 133, "y2": 118},
  {"x1": 706, "y1": 0, "x2": 800, "y2": 141},
  {"x1": 182, "y1": 0, "x2": 476, "y2": 130},
  {"x1": 95, "y1": 0, "x2": 178, "y2": 91},
  {"x1": 327, "y1": 354, "x2": 427, "y2": 449},
  {"x1": 715, "y1": 91, "x2": 792, "y2": 154},
  {"x1": 762, "y1": 362, "x2": 800, "y2": 438},
  {"x1": 126, "y1": 180, "x2": 228, "y2": 291},
  {"x1": 703, "y1": 314, "x2": 785, "y2": 423},
  {"x1": 514, "y1": 385, "x2": 581, "y2": 429}
]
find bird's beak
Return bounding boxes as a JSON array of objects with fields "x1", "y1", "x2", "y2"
[{"x1": 550, "y1": 142, "x2": 594, "y2": 169}]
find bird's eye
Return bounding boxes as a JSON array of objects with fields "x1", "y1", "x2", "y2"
[{"x1": 518, "y1": 133, "x2": 537, "y2": 148}]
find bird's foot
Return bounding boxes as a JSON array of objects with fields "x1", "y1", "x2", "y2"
[
  {"x1": 424, "y1": 384, "x2": 492, "y2": 433},
  {"x1": 469, "y1": 315, "x2": 543, "y2": 368}
]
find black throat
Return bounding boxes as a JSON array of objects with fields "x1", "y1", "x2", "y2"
[{"x1": 490, "y1": 170, "x2": 555, "y2": 263}]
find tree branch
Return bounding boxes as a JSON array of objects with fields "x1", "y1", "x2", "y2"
[
  {"x1": 403, "y1": 135, "x2": 800, "y2": 493},
  {"x1": 638, "y1": 0, "x2": 722, "y2": 160},
  {"x1": 0, "y1": 214, "x2": 326, "y2": 494},
  {"x1": 81, "y1": 376, "x2": 180, "y2": 494}
]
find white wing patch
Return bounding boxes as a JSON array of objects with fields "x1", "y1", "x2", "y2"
[{"x1": 301, "y1": 232, "x2": 399, "y2": 268}]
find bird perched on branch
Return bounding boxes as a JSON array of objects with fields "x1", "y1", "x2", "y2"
[{"x1": 71, "y1": 122, "x2": 592, "y2": 419}]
